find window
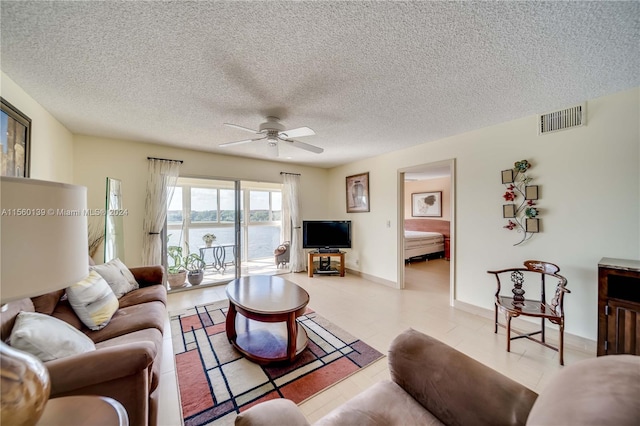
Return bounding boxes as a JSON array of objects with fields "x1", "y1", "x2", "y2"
[
  {"x1": 1, "y1": 97, "x2": 31, "y2": 177},
  {"x1": 166, "y1": 178, "x2": 282, "y2": 265},
  {"x1": 191, "y1": 188, "x2": 217, "y2": 222},
  {"x1": 249, "y1": 190, "x2": 281, "y2": 222}
]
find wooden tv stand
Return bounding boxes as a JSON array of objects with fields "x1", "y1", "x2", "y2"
[{"x1": 308, "y1": 251, "x2": 345, "y2": 277}]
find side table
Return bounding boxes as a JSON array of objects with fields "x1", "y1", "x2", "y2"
[
  {"x1": 37, "y1": 396, "x2": 128, "y2": 426},
  {"x1": 307, "y1": 251, "x2": 345, "y2": 277}
]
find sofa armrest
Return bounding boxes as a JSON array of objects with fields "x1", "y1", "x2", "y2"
[
  {"x1": 235, "y1": 399, "x2": 310, "y2": 426},
  {"x1": 129, "y1": 265, "x2": 164, "y2": 287},
  {"x1": 46, "y1": 341, "x2": 156, "y2": 395},
  {"x1": 389, "y1": 329, "x2": 538, "y2": 426}
]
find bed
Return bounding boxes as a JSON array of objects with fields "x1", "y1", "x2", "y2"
[
  {"x1": 404, "y1": 230, "x2": 445, "y2": 260},
  {"x1": 403, "y1": 218, "x2": 450, "y2": 261}
]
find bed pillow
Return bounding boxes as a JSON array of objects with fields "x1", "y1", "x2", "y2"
[
  {"x1": 66, "y1": 270, "x2": 119, "y2": 330},
  {"x1": 9, "y1": 311, "x2": 96, "y2": 362},
  {"x1": 90, "y1": 258, "x2": 139, "y2": 298}
]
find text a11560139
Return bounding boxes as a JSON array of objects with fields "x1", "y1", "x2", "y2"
[{"x1": 1, "y1": 208, "x2": 128, "y2": 217}]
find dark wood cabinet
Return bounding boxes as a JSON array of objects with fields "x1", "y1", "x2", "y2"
[{"x1": 597, "y1": 258, "x2": 640, "y2": 356}]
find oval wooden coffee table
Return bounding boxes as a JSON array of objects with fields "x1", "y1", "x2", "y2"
[{"x1": 225, "y1": 275, "x2": 310, "y2": 364}]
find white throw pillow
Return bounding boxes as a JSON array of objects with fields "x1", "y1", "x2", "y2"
[
  {"x1": 90, "y1": 258, "x2": 139, "y2": 298},
  {"x1": 9, "y1": 311, "x2": 96, "y2": 362},
  {"x1": 66, "y1": 270, "x2": 119, "y2": 330}
]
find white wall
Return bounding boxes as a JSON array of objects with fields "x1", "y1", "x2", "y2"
[
  {"x1": 0, "y1": 72, "x2": 74, "y2": 182},
  {"x1": 73, "y1": 135, "x2": 330, "y2": 266},
  {"x1": 327, "y1": 87, "x2": 640, "y2": 340}
]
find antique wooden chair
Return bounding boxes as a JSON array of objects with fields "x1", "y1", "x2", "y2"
[{"x1": 488, "y1": 260, "x2": 570, "y2": 365}]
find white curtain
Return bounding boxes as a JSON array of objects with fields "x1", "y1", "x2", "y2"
[
  {"x1": 282, "y1": 173, "x2": 305, "y2": 272},
  {"x1": 142, "y1": 158, "x2": 181, "y2": 266}
]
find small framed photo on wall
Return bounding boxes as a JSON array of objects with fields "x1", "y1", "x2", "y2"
[
  {"x1": 526, "y1": 218, "x2": 540, "y2": 233},
  {"x1": 525, "y1": 185, "x2": 539, "y2": 200},
  {"x1": 412, "y1": 191, "x2": 442, "y2": 217},
  {"x1": 503, "y1": 204, "x2": 516, "y2": 218},
  {"x1": 501, "y1": 169, "x2": 514, "y2": 184}
]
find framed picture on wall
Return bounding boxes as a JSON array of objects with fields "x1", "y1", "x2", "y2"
[
  {"x1": 346, "y1": 172, "x2": 370, "y2": 213},
  {"x1": 412, "y1": 191, "x2": 442, "y2": 217},
  {"x1": 1, "y1": 97, "x2": 31, "y2": 177}
]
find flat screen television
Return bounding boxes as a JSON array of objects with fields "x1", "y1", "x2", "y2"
[{"x1": 303, "y1": 220, "x2": 351, "y2": 251}]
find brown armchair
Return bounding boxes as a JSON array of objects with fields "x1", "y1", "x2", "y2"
[{"x1": 274, "y1": 241, "x2": 290, "y2": 268}]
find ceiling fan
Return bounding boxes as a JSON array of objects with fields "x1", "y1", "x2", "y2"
[{"x1": 220, "y1": 116, "x2": 323, "y2": 156}]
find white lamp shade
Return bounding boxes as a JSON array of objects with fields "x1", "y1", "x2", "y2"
[{"x1": 1, "y1": 177, "x2": 89, "y2": 303}]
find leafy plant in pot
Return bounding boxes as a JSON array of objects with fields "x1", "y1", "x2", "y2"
[
  {"x1": 186, "y1": 253, "x2": 206, "y2": 285},
  {"x1": 202, "y1": 233, "x2": 216, "y2": 247},
  {"x1": 167, "y1": 245, "x2": 187, "y2": 289}
]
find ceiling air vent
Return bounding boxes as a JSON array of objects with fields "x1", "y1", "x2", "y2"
[{"x1": 538, "y1": 103, "x2": 586, "y2": 135}]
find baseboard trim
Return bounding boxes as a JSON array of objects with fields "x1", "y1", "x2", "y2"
[
  {"x1": 454, "y1": 300, "x2": 597, "y2": 354},
  {"x1": 345, "y1": 268, "x2": 398, "y2": 288}
]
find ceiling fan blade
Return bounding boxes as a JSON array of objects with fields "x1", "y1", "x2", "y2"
[
  {"x1": 279, "y1": 126, "x2": 315, "y2": 139},
  {"x1": 282, "y1": 138, "x2": 324, "y2": 154},
  {"x1": 224, "y1": 123, "x2": 261, "y2": 134},
  {"x1": 219, "y1": 136, "x2": 266, "y2": 147}
]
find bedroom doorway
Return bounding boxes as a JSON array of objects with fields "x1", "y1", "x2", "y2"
[{"x1": 398, "y1": 159, "x2": 455, "y2": 305}]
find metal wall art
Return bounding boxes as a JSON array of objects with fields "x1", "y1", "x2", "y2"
[{"x1": 501, "y1": 159, "x2": 540, "y2": 245}]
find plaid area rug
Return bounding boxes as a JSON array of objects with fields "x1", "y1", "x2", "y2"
[{"x1": 170, "y1": 299, "x2": 384, "y2": 426}]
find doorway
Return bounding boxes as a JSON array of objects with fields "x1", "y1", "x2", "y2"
[{"x1": 398, "y1": 159, "x2": 455, "y2": 305}]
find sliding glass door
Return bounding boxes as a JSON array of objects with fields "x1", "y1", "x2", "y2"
[{"x1": 165, "y1": 177, "x2": 284, "y2": 289}]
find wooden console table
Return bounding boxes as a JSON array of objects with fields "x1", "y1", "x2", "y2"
[{"x1": 308, "y1": 251, "x2": 345, "y2": 277}]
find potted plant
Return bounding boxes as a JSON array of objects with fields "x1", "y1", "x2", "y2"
[
  {"x1": 186, "y1": 252, "x2": 206, "y2": 285},
  {"x1": 202, "y1": 233, "x2": 216, "y2": 247},
  {"x1": 167, "y1": 245, "x2": 187, "y2": 288}
]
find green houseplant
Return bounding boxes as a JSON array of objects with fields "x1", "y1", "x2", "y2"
[
  {"x1": 167, "y1": 245, "x2": 187, "y2": 288},
  {"x1": 186, "y1": 252, "x2": 206, "y2": 285}
]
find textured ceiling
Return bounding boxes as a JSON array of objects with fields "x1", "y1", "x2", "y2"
[{"x1": 1, "y1": 1, "x2": 638, "y2": 168}]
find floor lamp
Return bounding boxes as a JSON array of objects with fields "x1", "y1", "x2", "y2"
[{"x1": 1, "y1": 177, "x2": 88, "y2": 425}]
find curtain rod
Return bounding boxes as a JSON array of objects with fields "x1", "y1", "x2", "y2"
[
  {"x1": 280, "y1": 172, "x2": 301, "y2": 176},
  {"x1": 147, "y1": 156, "x2": 183, "y2": 163}
]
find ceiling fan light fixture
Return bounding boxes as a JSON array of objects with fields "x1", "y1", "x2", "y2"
[{"x1": 221, "y1": 117, "x2": 323, "y2": 155}]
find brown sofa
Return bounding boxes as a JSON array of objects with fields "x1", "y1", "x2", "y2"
[
  {"x1": 236, "y1": 329, "x2": 640, "y2": 426},
  {"x1": 0, "y1": 265, "x2": 166, "y2": 426}
]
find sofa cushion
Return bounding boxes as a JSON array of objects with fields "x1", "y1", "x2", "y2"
[
  {"x1": 0, "y1": 298, "x2": 35, "y2": 341},
  {"x1": 91, "y1": 258, "x2": 139, "y2": 298},
  {"x1": 31, "y1": 289, "x2": 65, "y2": 315},
  {"x1": 315, "y1": 380, "x2": 443, "y2": 426},
  {"x1": 129, "y1": 265, "x2": 165, "y2": 289},
  {"x1": 79, "y1": 300, "x2": 167, "y2": 343},
  {"x1": 9, "y1": 311, "x2": 95, "y2": 362},
  {"x1": 526, "y1": 355, "x2": 640, "y2": 426},
  {"x1": 118, "y1": 284, "x2": 167, "y2": 308},
  {"x1": 66, "y1": 270, "x2": 119, "y2": 330}
]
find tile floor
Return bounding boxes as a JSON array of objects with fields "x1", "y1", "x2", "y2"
[{"x1": 158, "y1": 259, "x2": 595, "y2": 425}]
